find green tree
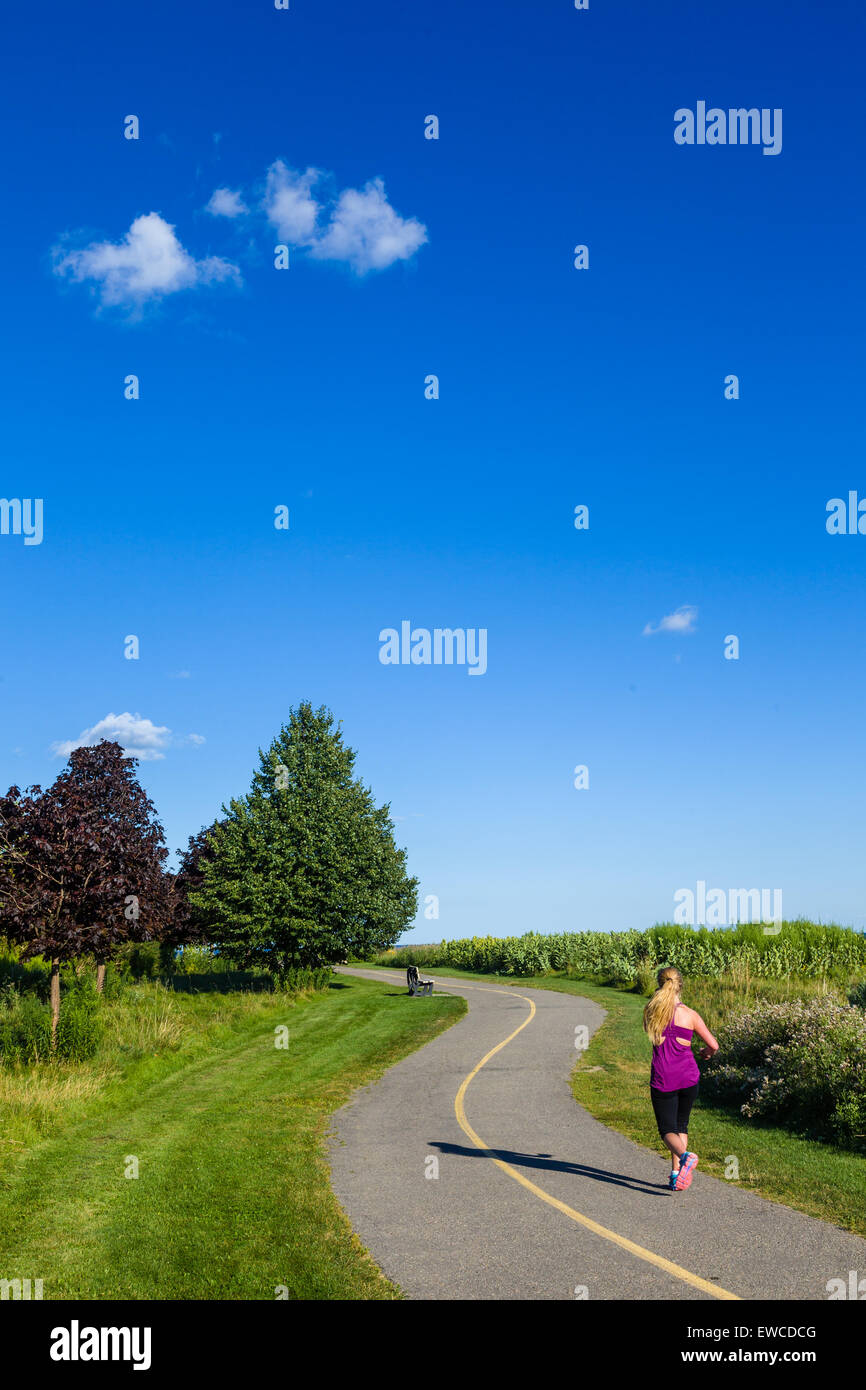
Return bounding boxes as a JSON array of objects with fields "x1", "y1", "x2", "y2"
[
  {"x1": 192, "y1": 703, "x2": 418, "y2": 972},
  {"x1": 158, "y1": 821, "x2": 225, "y2": 973}
]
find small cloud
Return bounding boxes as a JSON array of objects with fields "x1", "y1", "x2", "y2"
[
  {"x1": 311, "y1": 177, "x2": 427, "y2": 274},
  {"x1": 642, "y1": 605, "x2": 698, "y2": 637},
  {"x1": 52, "y1": 712, "x2": 172, "y2": 761},
  {"x1": 186, "y1": 733, "x2": 206, "y2": 746},
  {"x1": 263, "y1": 161, "x2": 321, "y2": 244},
  {"x1": 53, "y1": 212, "x2": 241, "y2": 309},
  {"x1": 169, "y1": 670, "x2": 191, "y2": 679},
  {"x1": 206, "y1": 187, "x2": 248, "y2": 218}
]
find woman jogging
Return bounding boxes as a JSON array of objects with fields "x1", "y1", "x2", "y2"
[{"x1": 643, "y1": 966, "x2": 718, "y2": 1192}]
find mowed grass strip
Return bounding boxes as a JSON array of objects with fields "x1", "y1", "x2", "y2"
[
  {"x1": 351, "y1": 965, "x2": 866, "y2": 1236},
  {"x1": 0, "y1": 975, "x2": 465, "y2": 1299}
]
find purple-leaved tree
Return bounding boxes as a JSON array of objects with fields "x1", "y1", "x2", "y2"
[{"x1": 0, "y1": 740, "x2": 171, "y2": 1039}]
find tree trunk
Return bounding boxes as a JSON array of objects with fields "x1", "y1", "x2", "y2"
[
  {"x1": 50, "y1": 960, "x2": 60, "y2": 1047},
  {"x1": 96, "y1": 961, "x2": 106, "y2": 993}
]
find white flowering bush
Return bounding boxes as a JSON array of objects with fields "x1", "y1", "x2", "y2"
[{"x1": 702, "y1": 998, "x2": 866, "y2": 1151}]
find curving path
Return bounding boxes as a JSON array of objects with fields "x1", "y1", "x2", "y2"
[{"x1": 328, "y1": 967, "x2": 866, "y2": 1300}]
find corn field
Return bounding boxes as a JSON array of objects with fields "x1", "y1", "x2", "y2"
[{"x1": 371, "y1": 921, "x2": 866, "y2": 986}]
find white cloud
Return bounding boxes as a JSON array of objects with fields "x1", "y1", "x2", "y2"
[
  {"x1": 53, "y1": 212, "x2": 241, "y2": 308},
  {"x1": 262, "y1": 163, "x2": 427, "y2": 273},
  {"x1": 642, "y1": 605, "x2": 698, "y2": 637},
  {"x1": 186, "y1": 733, "x2": 206, "y2": 746},
  {"x1": 52, "y1": 712, "x2": 173, "y2": 761},
  {"x1": 55, "y1": 163, "x2": 427, "y2": 320},
  {"x1": 311, "y1": 177, "x2": 427, "y2": 273},
  {"x1": 263, "y1": 161, "x2": 321, "y2": 244},
  {"x1": 206, "y1": 187, "x2": 248, "y2": 218}
]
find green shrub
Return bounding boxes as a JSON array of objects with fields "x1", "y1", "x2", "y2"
[
  {"x1": 174, "y1": 945, "x2": 218, "y2": 975},
  {"x1": 0, "y1": 976, "x2": 104, "y2": 1064},
  {"x1": 120, "y1": 942, "x2": 162, "y2": 979},
  {"x1": 0, "y1": 949, "x2": 51, "y2": 1000},
  {"x1": 275, "y1": 966, "x2": 333, "y2": 994},
  {"x1": 634, "y1": 960, "x2": 659, "y2": 996},
  {"x1": 369, "y1": 944, "x2": 442, "y2": 970},
  {"x1": 57, "y1": 990, "x2": 103, "y2": 1061},
  {"x1": 848, "y1": 980, "x2": 866, "y2": 1010},
  {"x1": 702, "y1": 997, "x2": 866, "y2": 1152},
  {"x1": 166, "y1": 965, "x2": 331, "y2": 995},
  {"x1": 0, "y1": 990, "x2": 54, "y2": 1063},
  {"x1": 101, "y1": 960, "x2": 131, "y2": 1000},
  {"x1": 167, "y1": 971, "x2": 274, "y2": 994}
]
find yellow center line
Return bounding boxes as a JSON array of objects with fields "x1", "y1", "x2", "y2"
[{"x1": 443, "y1": 982, "x2": 741, "y2": 1302}]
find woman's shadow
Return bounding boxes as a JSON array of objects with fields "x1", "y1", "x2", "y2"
[{"x1": 429, "y1": 1141, "x2": 669, "y2": 1194}]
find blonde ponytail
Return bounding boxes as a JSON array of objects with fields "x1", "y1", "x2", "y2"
[{"x1": 643, "y1": 966, "x2": 682, "y2": 1046}]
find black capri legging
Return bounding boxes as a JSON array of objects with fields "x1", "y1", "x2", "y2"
[{"x1": 650, "y1": 1083, "x2": 699, "y2": 1137}]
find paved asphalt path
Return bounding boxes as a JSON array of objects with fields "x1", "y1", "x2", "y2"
[{"x1": 327, "y1": 966, "x2": 866, "y2": 1300}]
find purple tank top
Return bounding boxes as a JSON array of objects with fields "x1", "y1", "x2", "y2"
[{"x1": 651, "y1": 1015, "x2": 700, "y2": 1091}]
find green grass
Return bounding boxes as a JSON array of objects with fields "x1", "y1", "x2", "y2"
[
  {"x1": 0, "y1": 975, "x2": 465, "y2": 1299},
  {"x1": 353, "y1": 963, "x2": 866, "y2": 1237}
]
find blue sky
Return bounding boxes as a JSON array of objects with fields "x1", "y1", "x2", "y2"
[{"x1": 2, "y1": 0, "x2": 865, "y2": 939}]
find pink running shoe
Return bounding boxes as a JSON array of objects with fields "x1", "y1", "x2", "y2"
[{"x1": 676, "y1": 1152, "x2": 699, "y2": 1190}]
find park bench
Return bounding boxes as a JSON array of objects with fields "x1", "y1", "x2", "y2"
[{"x1": 406, "y1": 965, "x2": 434, "y2": 997}]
